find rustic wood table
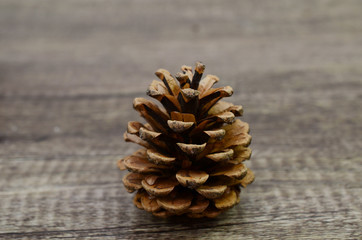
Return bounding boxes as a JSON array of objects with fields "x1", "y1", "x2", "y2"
[{"x1": 1, "y1": 1, "x2": 361, "y2": 239}]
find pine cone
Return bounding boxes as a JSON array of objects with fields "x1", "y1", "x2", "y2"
[{"x1": 118, "y1": 62, "x2": 254, "y2": 218}]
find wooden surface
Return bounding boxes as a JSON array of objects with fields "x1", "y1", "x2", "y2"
[{"x1": 0, "y1": 0, "x2": 361, "y2": 239}]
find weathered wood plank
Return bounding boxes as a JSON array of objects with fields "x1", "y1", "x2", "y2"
[
  {"x1": 0, "y1": 153, "x2": 360, "y2": 239},
  {"x1": 0, "y1": 0, "x2": 361, "y2": 239}
]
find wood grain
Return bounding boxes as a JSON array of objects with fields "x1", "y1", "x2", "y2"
[{"x1": 0, "y1": 0, "x2": 361, "y2": 239}]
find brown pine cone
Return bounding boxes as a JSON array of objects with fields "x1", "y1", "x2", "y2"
[{"x1": 118, "y1": 62, "x2": 254, "y2": 218}]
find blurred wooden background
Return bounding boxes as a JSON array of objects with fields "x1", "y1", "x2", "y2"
[{"x1": 0, "y1": 0, "x2": 361, "y2": 239}]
